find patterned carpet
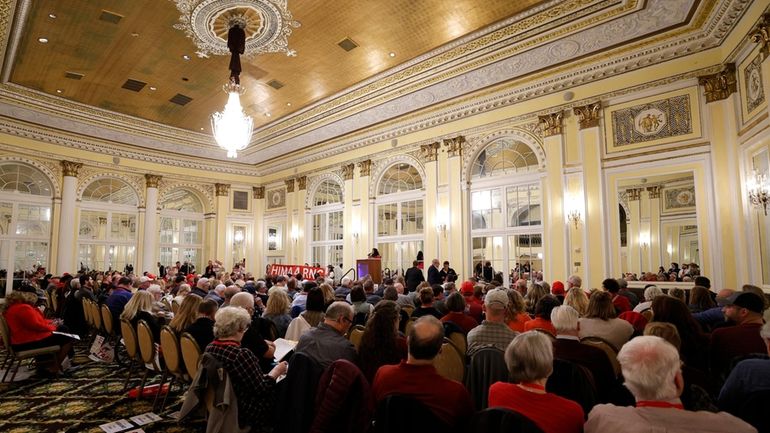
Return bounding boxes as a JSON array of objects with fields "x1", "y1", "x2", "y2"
[{"x1": 0, "y1": 343, "x2": 204, "y2": 433}]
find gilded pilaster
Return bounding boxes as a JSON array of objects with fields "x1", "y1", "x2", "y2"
[
  {"x1": 358, "y1": 160, "x2": 372, "y2": 177},
  {"x1": 698, "y1": 64, "x2": 737, "y2": 103},
  {"x1": 215, "y1": 183, "x2": 230, "y2": 196},
  {"x1": 538, "y1": 111, "x2": 564, "y2": 137},
  {"x1": 443, "y1": 136, "x2": 467, "y2": 157},
  {"x1": 573, "y1": 102, "x2": 601, "y2": 129}
]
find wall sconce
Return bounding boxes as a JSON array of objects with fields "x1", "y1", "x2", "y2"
[
  {"x1": 565, "y1": 193, "x2": 584, "y2": 228},
  {"x1": 351, "y1": 231, "x2": 360, "y2": 243},
  {"x1": 567, "y1": 209, "x2": 581, "y2": 228},
  {"x1": 290, "y1": 225, "x2": 299, "y2": 244},
  {"x1": 435, "y1": 223, "x2": 447, "y2": 238},
  {"x1": 639, "y1": 232, "x2": 650, "y2": 250},
  {"x1": 747, "y1": 170, "x2": 769, "y2": 216}
]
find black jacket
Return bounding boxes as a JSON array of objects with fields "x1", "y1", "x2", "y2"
[{"x1": 404, "y1": 267, "x2": 425, "y2": 293}]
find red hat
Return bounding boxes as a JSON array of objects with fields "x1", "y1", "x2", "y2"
[
  {"x1": 551, "y1": 281, "x2": 565, "y2": 296},
  {"x1": 147, "y1": 273, "x2": 157, "y2": 280},
  {"x1": 461, "y1": 281, "x2": 475, "y2": 295}
]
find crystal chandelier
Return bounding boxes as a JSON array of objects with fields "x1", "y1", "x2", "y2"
[
  {"x1": 748, "y1": 170, "x2": 769, "y2": 216},
  {"x1": 211, "y1": 24, "x2": 253, "y2": 158}
]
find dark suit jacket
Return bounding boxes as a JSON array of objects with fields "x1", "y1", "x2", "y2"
[
  {"x1": 553, "y1": 336, "x2": 619, "y2": 402},
  {"x1": 404, "y1": 267, "x2": 425, "y2": 293},
  {"x1": 184, "y1": 317, "x2": 215, "y2": 351},
  {"x1": 427, "y1": 266, "x2": 442, "y2": 285}
]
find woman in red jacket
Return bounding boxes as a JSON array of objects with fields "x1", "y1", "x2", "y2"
[{"x1": 3, "y1": 288, "x2": 75, "y2": 375}]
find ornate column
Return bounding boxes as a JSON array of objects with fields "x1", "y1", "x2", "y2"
[
  {"x1": 443, "y1": 136, "x2": 467, "y2": 278},
  {"x1": 214, "y1": 183, "x2": 230, "y2": 262},
  {"x1": 341, "y1": 164, "x2": 356, "y2": 269},
  {"x1": 573, "y1": 102, "x2": 606, "y2": 288},
  {"x1": 55, "y1": 161, "x2": 82, "y2": 274},
  {"x1": 284, "y1": 179, "x2": 297, "y2": 263},
  {"x1": 538, "y1": 112, "x2": 568, "y2": 281},
  {"x1": 699, "y1": 64, "x2": 742, "y2": 288},
  {"x1": 647, "y1": 186, "x2": 662, "y2": 274},
  {"x1": 627, "y1": 188, "x2": 643, "y2": 275},
  {"x1": 253, "y1": 186, "x2": 265, "y2": 274},
  {"x1": 357, "y1": 160, "x2": 372, "y2": 261},
  {"x1": 296, "y1": 176, "x2": 307, "y2": 264},
  {"x1": 421, "y1": 142, "x2": 441, "y2": 265},
  {"x1": 140, "y1": 174, "x2": 161, "y2": 273}
]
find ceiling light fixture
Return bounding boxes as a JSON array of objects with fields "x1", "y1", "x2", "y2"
[
  {"x1": 38, "y1": 37, "x2": 48, "y2": 43},
  {"x1": 56, "y1": 89, "x2": 62, "y2": 93},
  {"x1": 149, "y1": 86, "x2": 157, "y2": 91},
  {"x1": 210, "y1": 23, "x2": 253, "y2": 159},
  {"x1": 48, "y1": 13, "x2": 57, "y2": 19},
  {"x1": 389, "y1": 52, "x2": 396, "y2": 57},
  {"x1": 182, "y1": 54, "x2": 191, "y2": 60}
]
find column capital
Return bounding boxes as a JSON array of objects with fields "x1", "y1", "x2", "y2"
[
  {"x1": 442, "y1": 135, "x2": 467, "y2": 157},
  {"x1": 285, "y1": 178, "x2": 295, "y2": 193},
  {"x1": 358, "y1": 159, "x2": 372, "y2": 177},
  {"x1": 538, "y1": 111, "x2": 564, "y2": 137},
  {"x1": 341, "y1": 163, "x2": 355, "y2": 180},
  {"x1": 627, "y1": 188, "x2": 643, "y2": 201},
  {"x1": 573, "y1": 102, "x2": 602, "y2": 129},
  {"x1": 751, "y1": 13, "x2": 770, "y2": 59},
  {"x1": 698, "y1": 64, "x2": 737, "y2": 103},
  {"x1": 144, "y1": 174, "x2": 162, "y2": 188},
  {"x1": 297, "y1": 176, "x2": 307, "y2": 190},
  {"x1": 253, "y1": 186, "x2": 264, "y2": 199},
  {"x1": 60, "y1": 160, "x2": 83, "y2": 177},
  {"x1": 647, "y1": 186, "x2": 661, "y2": 199},
  {"x1": 214, "y1": 183, "x2": 230, "y2": 196},
  {"x1": 420, "y1": 142, "x2": 441, "y2": 162}
]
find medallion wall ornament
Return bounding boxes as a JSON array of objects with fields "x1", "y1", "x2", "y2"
[
  {"x1": 573, "y1": 102, "x2": 602, "y2": 129},
  {"x1": 420, "y1": 142, "x2": 441, "y2": 162},
  {"x1": 751, "y1": 13, "x2": 770, "y2": 58},
  {"x1": 253, "y1": 186, "x2": 265, "y2": 199},
  {"x1": 537, "y1": 112, "x2": 564, "y2": 137},
  {"x1": 285, "y1": 179, "x2": 295, "y2": 193},
  {"x1": 647, "y1": 186, "x2": 661, "y2": 199},
  {"x1": 144, "y1": 174, "x2": 162, "y2": 188},
  {"x1": 297, "y1": 176, "x2": 307, "y2": 190},
  {"x1": 358, "y1": 160, "x2": 372, "y2": 177},
  {"x1": 215, "y1": 183, "x2": 231, "y2": 196},
  {"x1": 628, "y1": 188, "x2": 643, "y2": 201},
  {"x1": 61, "y1": 161, "x2": 83, "y2": 178},
  {"x1": 443, "y1": 136, "x2": 467, "y2": 157},
  {"x1": 341, "y1": 164, "x2": 355, "y2": 181},
  {"x1": 698, "y1": 64, "x2": 737, "y2": 103}
]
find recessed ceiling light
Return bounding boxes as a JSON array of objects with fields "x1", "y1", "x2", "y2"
[
  {"x1": 48, "y1": 13, "x2": 57, "y2": 19},
  {"x1": 389, "y1": 52, "x2": 396, "y2": 57},
  {"x1": 265, "y1": 112, "x2": 271, "y2": 117},
  {"x1": 286, "y1": 102, "x2": 292, "y2": 106},
  {"x1": 149, "y1": 86, "x2": 157, "y2": 91},
  {"x1": 131, "y1": 32, "x2": 139, "y2": 37},
  {"x1": 182, "y1": 55, "x2": 190, "y2": 60},
  {"x1": 181, "y1": 77, "x2": 189, "y2": 81},
  {"x1": 38, "y1": 37, "x2": 49, "y2": 44},
  {"x1": 200, "y1": 127, "x2": 204, "y2": 131},
  {"x1": 56, "y1": 89, "x2": 62, "y2": 93}
]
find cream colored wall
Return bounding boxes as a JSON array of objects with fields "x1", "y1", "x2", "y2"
[{"x1": 0, "y1": 5, "x2": 769, "y2": 289}]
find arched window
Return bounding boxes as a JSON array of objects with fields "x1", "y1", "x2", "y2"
[
  {"x1": 78, "y1": 177, "x2": 139, "y2": 272},
  {"x1": 309, "y1": 179, "x2": 344, "y2": 268},
  {"x1": 159, "y1": 189, "x2": 205, "y2": 273},
  {"x1": 0, "y1": 163, "x2": 53, "y2": 297},
  {"x1": 375, "y1": 162, "x2": 424, "y2": 275},
  {"x1": 470, "y1": 138, "x2": 543, "y2": 283}
]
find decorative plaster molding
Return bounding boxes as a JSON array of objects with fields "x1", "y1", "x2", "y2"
[
  {"x1": 61, "y1": 160, "x2": 83, "y2": 178},
  {"x1": 698, "y1": 63, "x2": 737, "y2": 103},
  {"x1": 0, "y1": 155, "x2": 62, "y2": 197},
  {"x1": 538, "y1": 112, "x2": 564, "y2": 137},
  {"x1": 253, "y1": 186, "x2": 265, "y2": 199},
  {"x1": 304, "y1": 172, "x2": 345, "y2": 209},
  {"x1": 358, "y1": 160, "x2": 372, "y2": 177},
  {"x1": 573, "y1": 102, "x2": 602, "y2": 129},
  {"x1": 297, "y1": 176, "x2": 307, "y2": 190},
  {"x1": 144, "y1": 174, "x2": 162, "y2": 189},
  {"x1": 627, "y1": 188, "x2": 643, "y2": 201},
  {"x1": 285, "y1": 179, "x2": 295, "y2": 193},
  {"x1": 462, "y1": 128, "x2": 546, "y2": 184},
  {"x1": 76, "y1": 172, "x2": 145, "y2": 207},
  {"x1": 443, "y1": 136, "x2": 467, "y2": 157},
  {"x1": 341, "y1": 163, "x2": 354, "y2": 181},
  {"x1": 158, "y1": 182, "x2": 216, "y2": 213},
  {"x1": 750, "y1": 13, "x2": 770, "y2": 58},
  {"x1": 215, "y1": 183, "x2": 230, "y2": 196},
  {"x1": 647, "y1": 185, "x2": 661, "y2": 199},
  {"x1": 368, "y1": 154, "x2": 426, "y2": 197},
  {"x1": 419, "y1": 142, "x2": 441, "y2": 162}
]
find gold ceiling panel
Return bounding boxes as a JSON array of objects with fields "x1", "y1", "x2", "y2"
[{"x1": 10, "y1": 0, "x2": 544, "y2": 133}]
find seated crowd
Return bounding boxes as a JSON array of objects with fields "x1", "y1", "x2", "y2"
[{"x1": 1, "y1": 260, "x2": 769, "y2": 433}]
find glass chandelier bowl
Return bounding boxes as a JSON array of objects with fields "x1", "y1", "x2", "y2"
[{"x1": 211, "y1": 80, "x2": 253, "y2": 158}]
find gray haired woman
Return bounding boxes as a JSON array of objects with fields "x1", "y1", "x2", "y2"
[{"x1": 204, "y1": 306, "x2": 287, "y2": 432}]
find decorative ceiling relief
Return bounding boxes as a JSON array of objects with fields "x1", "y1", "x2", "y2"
[{"x1": 170, "y1": 0, "x2": 301, "y2": 58}]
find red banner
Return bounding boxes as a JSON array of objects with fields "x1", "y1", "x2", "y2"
[{"x1": 268, "y1": 264, "x2": 326, "y2": 280}]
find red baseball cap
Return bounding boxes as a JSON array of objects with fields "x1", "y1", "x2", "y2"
[
  {"x1": 551, "y1": 280, "x2": 565, "y2": 296},
  {"x1": 461, "y1": 281, "x2": 475, "y2": 295}
]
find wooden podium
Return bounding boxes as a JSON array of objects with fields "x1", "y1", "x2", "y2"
[{"x1": 356, "y1": 258, "x2": 382, "y2": 284}]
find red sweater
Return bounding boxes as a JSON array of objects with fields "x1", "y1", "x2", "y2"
[
  {"x1": 488, "y1": 382, "x2": 584, "y2": 433},
  {"x1": 4, "y1": 303, "x2": 55, "y2": 345},
  {"x1": 524, "y1": 317, "x2": 557, "y2": 336},
  {"x1": 441, "y1": 311, "x2": 479, "y2": 334}
]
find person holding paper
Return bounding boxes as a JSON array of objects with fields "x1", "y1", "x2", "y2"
[{"x1": 2, "y1": 287, "x2": 76, "y2": 376}]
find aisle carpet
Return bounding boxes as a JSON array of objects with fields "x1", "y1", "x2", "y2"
[{"x1": 0, "y1": 344, "x2": 204, "y2": 433}]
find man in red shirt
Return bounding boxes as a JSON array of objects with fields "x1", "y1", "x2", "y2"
[
  {"x1": 372, "y1": 315, "x2": 473, "y2": 424},
  {"x1": 709, "y1": 292, "x2": 767, "y2": 380}
]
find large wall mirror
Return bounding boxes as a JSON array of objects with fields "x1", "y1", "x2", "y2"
[{"x1": 616, "y1": 172, "x2": 700, "y2": 280}]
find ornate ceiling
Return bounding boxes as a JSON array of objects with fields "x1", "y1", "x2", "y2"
[{"x1": 0, "y1": 0, "x2": 761, "y2": 171}]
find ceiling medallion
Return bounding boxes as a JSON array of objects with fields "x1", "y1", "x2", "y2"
[{"x1": 171, "y1": 0, "x2": 300, "y2": 58}]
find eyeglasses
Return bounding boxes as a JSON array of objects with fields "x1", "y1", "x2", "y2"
[{"x1": 341, "y1": 316, "x2": 353, "y2": 324}]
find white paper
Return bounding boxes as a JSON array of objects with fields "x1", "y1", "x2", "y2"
[
  {"x1": 53, "y1": 331, "x2": 81, "y2": 340},
  {"x1": 273, "y1": 338, "x2": 297, "y2": 362},
  {"x1": 99, "y1": 419, "x2": 134, "y2": 433},
  {"x1": 130, "y1": 412, "x2": 162, "y2": 426}
]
